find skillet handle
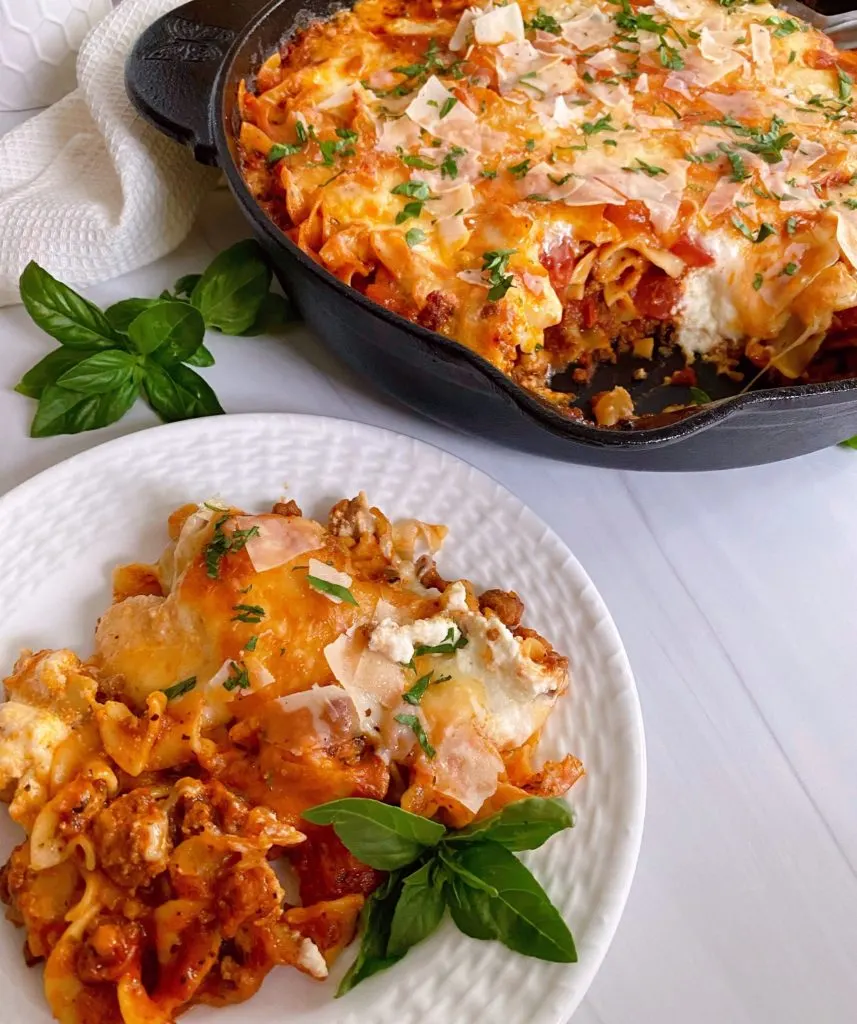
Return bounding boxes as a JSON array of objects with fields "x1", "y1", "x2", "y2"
[{"x1": 125, "y1": 0, "x2": 268, "y2": 165}]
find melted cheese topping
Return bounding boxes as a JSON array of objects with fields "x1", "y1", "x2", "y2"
[
  {"x1": 0, "y1": 494, "x2": 580, "y2": 1024},
  {"x1": 238, "y1": 0, "x2": 857, "y2": 412}
]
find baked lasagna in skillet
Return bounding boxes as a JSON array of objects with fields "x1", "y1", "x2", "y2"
[{"x1": 237, "y1": 0, "x2": 857, "y2": 425}]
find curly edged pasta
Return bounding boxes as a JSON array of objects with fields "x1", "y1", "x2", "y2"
[{"x1": 0, "y1": 492, "x2": 581, "y2": 1023}]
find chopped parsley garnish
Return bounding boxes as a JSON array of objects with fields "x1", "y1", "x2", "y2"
[
  {"x1": 306, "y1": 573, "x2": 358, "y2": 605},
  {"x1": 481, "y1": 168, "x2": 498, "y2": 179},
  {"x1": 402, "y1": 670, "x2": 451, "y2": 706},
  {"x1": 162, "y1": 676, "x2": 197, "y2": 700},
  {"x1": 394, "y1": 712, "x2": 436, "y2": 758},
  {"x1": 725, "y1": 149, "x2": 749, "y2": 182},
  {"x1": 732, "y1": 217, "x2": 775, "y2": 243},
  {"x1": 526, "y1": 193, "x2": 552, "y2": 202},
  {"x1": 582, "y1": 114, "x2": 615, "y2": 136},
  {"x1": 839, "y1": 69, "x2": 853, "y2": 103},
  {"x1": 526, "y1": 7, "x2": 561, "y2": 34},
  {"x1": 788, "y1": 49, "x2": 796, "y2": 64},
  {"x1": 400, "y1": 152, "x2": 437, "y2": 170},
  {"x1": 392, "y1": 180, "x2": 432, "y2": 224},
  {"x1": 843, "y1": 197, "x2": 857, "y2": 209},
  {"x1": 232, "y1": 603, "x2": 265, "y2": 624},
  {"x1": 223, "y1": 662, "x2": 250, "y2": 692},
  {"x1": 782, "y1": 261, "x2": 799, "y2": 276},
  {"x1": 392, "y1": 180, "x2": 431, "y2": 200},
  {"x1": 525, "y1": 138, "x2": 536, "y2": 151},
  {"x1": 785, "y1": 216, "x2": 798, "y2": 235},
  {"x1": 753, "y1": 272, "x2": 764, "y2": 290},
  {"x1": 204, "y1": 516, "x2": 260, "y2": 579},
  {"x1": 582, "y1": 70, "x2": 595, "y2": 84},
  {"x1": 708, "y1": 115, "x2": 795, "y2": 164},
  {"x1": 658, "y1": 42, "x2": 684, "y2": 70},
  {"x1": 764, "y1": 15, "x2": 800, "y2": 38},
  {"x1": 508, "y1": 158, "x2": 531, "y2": 178},
  {"x1": 245, "y1": 635, "x2": 259, "y2": 652},
  {"x1": 413, "y1": 626, "x2": 469, "y2": 658},
  {"x1": 441, "y1": 145, "x2": 466, "y2": 179},
  {"x1": 689, "y1": 387, "x2": 711, "y2": 405},
  {"x1": 623, "y1": 158, "x2": 666, "y2": 177},
  {"x1": 481, "y1": 249, "x2": 516, "y2": 302},
  {"x1": 405, "y1": 227, "x2": 426, "y2": 247},
  {"x1": 383, "y1": 39, "x2": 462, "y2": 97},
  {"x1": 310, "y1": 125, "x2": 357, "y2": 167},
  {"x1": 548, "y1": 172, "x2": 574, "y2": 186}
]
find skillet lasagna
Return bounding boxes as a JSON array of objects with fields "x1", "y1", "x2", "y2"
[
  {"x1": 237, "y1": 0, "x2": 857, "y2": 426},
  {"x1": 0, "y1": 494, "x2": 580, "y2": 1023}
]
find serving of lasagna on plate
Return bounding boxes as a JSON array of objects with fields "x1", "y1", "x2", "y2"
[
  {"x1": 0, "y1": 491, "x2": 582, "y2": 1023},
  {"x1": 237, "y1": 0, "x2": 857, "y2": 426}
]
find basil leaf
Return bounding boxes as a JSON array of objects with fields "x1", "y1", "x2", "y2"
[
  {"x1": 306, "y1": 574, "x2": 358, "y2": 605},
  {"x1": 337, "y1": 872, "x2": 405, "y2": 996},
  {"x1": 239, "y1": 292, "x2": 296, "y2": 335},
  {"x1": 446, "y1": 842, "x2": 577, "y2": 963},
  {"x1": 302, "y1": 798, "x2": 446, "y2": 870},
  {"x1": 184, "y1": 343, "x2": 215, "y2": 367},
  {"x1": 174, "y1": 273, "x2": 201, "y2": 298},
  {"x1": 15, "y1": 348, "x2": 97, "y2": 399},
  {"x1": 387, "y1": 861, "x2": 446, "y2": 957},
  {"x1": 55, "y1": 350, "x2": 139, "y2": 394},
  {"x1": 19, "y1": 262, "x2": 119, "y2": 350},
  {"x1": 127, "y1": 301, "x2": 204, "y2": 361},
  {"x1": 190, "y1": 239, "x2": 271, "y2": 334},
  {"x1": 31, "y1": 378, "x2": 139, "y2": 437},
  {"x1": 143, "y1": 362, "x2": 224, "y2": 422},
  {"x1": 438, "y1": 847, "x2": 498, "y2": 896},
  {"x1": 105, "y1": 297, "x2": 160, "y2": 333},
  {"x1": 445, "y1": 874, "x2": 500, "y2": 941},
  {"x1": 445, "y1": 797, "x2": 574, "y2": 851}
]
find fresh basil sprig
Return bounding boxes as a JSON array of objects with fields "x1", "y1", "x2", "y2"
[
  {"x1": 15, "y1": 240, "x2": 297, "y2": 438},
  {"x1": 302, "y1": 796, "x2": 577, "y2": 996}
]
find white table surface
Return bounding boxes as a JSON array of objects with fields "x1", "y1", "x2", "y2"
[{"x1": 2, "y1": 109, "x2": 857, "y2": 1024}]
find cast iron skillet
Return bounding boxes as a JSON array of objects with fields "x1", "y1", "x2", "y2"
[{"x1": 126, "y1": 0, "x2": 857, "y2": 469}]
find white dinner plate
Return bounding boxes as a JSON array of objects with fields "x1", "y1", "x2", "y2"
[{"x1": 0, "y1": 413, "x2": 645, "y2": 1024}]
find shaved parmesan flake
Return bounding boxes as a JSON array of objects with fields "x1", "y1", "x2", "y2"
[
  {"x1": 316, "y1": 82, "x2": 362, "y2": 110},
  {"x1": 473, "y1": 2, "x2": 525, "y2": 45},
  {"x1": 405, "y1": 76, "x2": 476, "y2": 131},
  {"x1": 522, "y1": 272, "x2": 547, "y2": 296},
  {"x1": 561, "y1": 9, "x2": 615, "y2": 50},
  {"x1": 586, "y1": 49, "x2": 622, "y2": 73},
  {"x1": 377, "y1": 115, "x2": 422, "y2": 153},
  {"x1": 636, "y1": 73, "x2": 649, "y2": 93},
  {"x1": 702, "y1": 90, "x2": 762, "y2": 118},
  {"x1": 699, "y1": 28, "x2": 733, "y2": 64},
  {"x1": 702, "y1": 179, "x2": 742, "y2": 219},
  {"x1": 273, "y1": 685, "x2": 363, "y2": 749},
  {"x1": 517, "y1": 162, "x2": 624, "y2": 206},
  {"x1": 449, "y1": 5, "x2": 479, "y2": 51},
  {"x1": 438, "y1": 214, "x2": 471, "y2": 250},
  {"x1": 457, "y1": 269, "x2": 490, "y2": 287},
  {"x1": 429, "y1": 181, "x2": 475, "y2": 218},
  {"x1": 635, "y1": 114, "x2": 675, "y2": 129},
  {"x1": 836, "y1": 209, "x2": 857, "y2": 270},
  {"x1": 585, "y1": 79, "x2": 630, "y2": 108},
  {"x1": 750, "y1": 23, "x2": 773, "y2": 80},
  {"x1": 665, "y1": 75, "x2": 694, "y2": 99},
  {"x1": 324, "y1": 631, "x2": 406, "y2": 731},
  {"x1": 550, "y1": 95, "x2": 586, "y2": 128},
  {"x1": 431, "y1": 723, "x2": 504, "y2": 812},
  {"x1": 307, "y1": 558, "x2": 353, "y2": 603},
  {"x1": 652, "y1": 0, "x2": 697, "y2": 18},
  {"x1": 233, "y1": 515, "x2": 325, "y2": 573}
]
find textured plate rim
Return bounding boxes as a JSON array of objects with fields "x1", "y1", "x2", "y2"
[{"x1": 0, "y1": 412, "x2": 646, "y2": 1023}]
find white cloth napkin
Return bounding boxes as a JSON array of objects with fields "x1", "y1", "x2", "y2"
[{"x1": 0, "y1": 0, "x2": 219, "y2": 308}]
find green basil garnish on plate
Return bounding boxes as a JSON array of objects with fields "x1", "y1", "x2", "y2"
[{"x1": 302, "y1": 795, "x2": 577, "y2": 995}]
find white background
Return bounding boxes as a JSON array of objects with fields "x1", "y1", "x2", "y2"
[{"x1": 1, "y1": 110, "x2": 856, "y2": 1024}]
